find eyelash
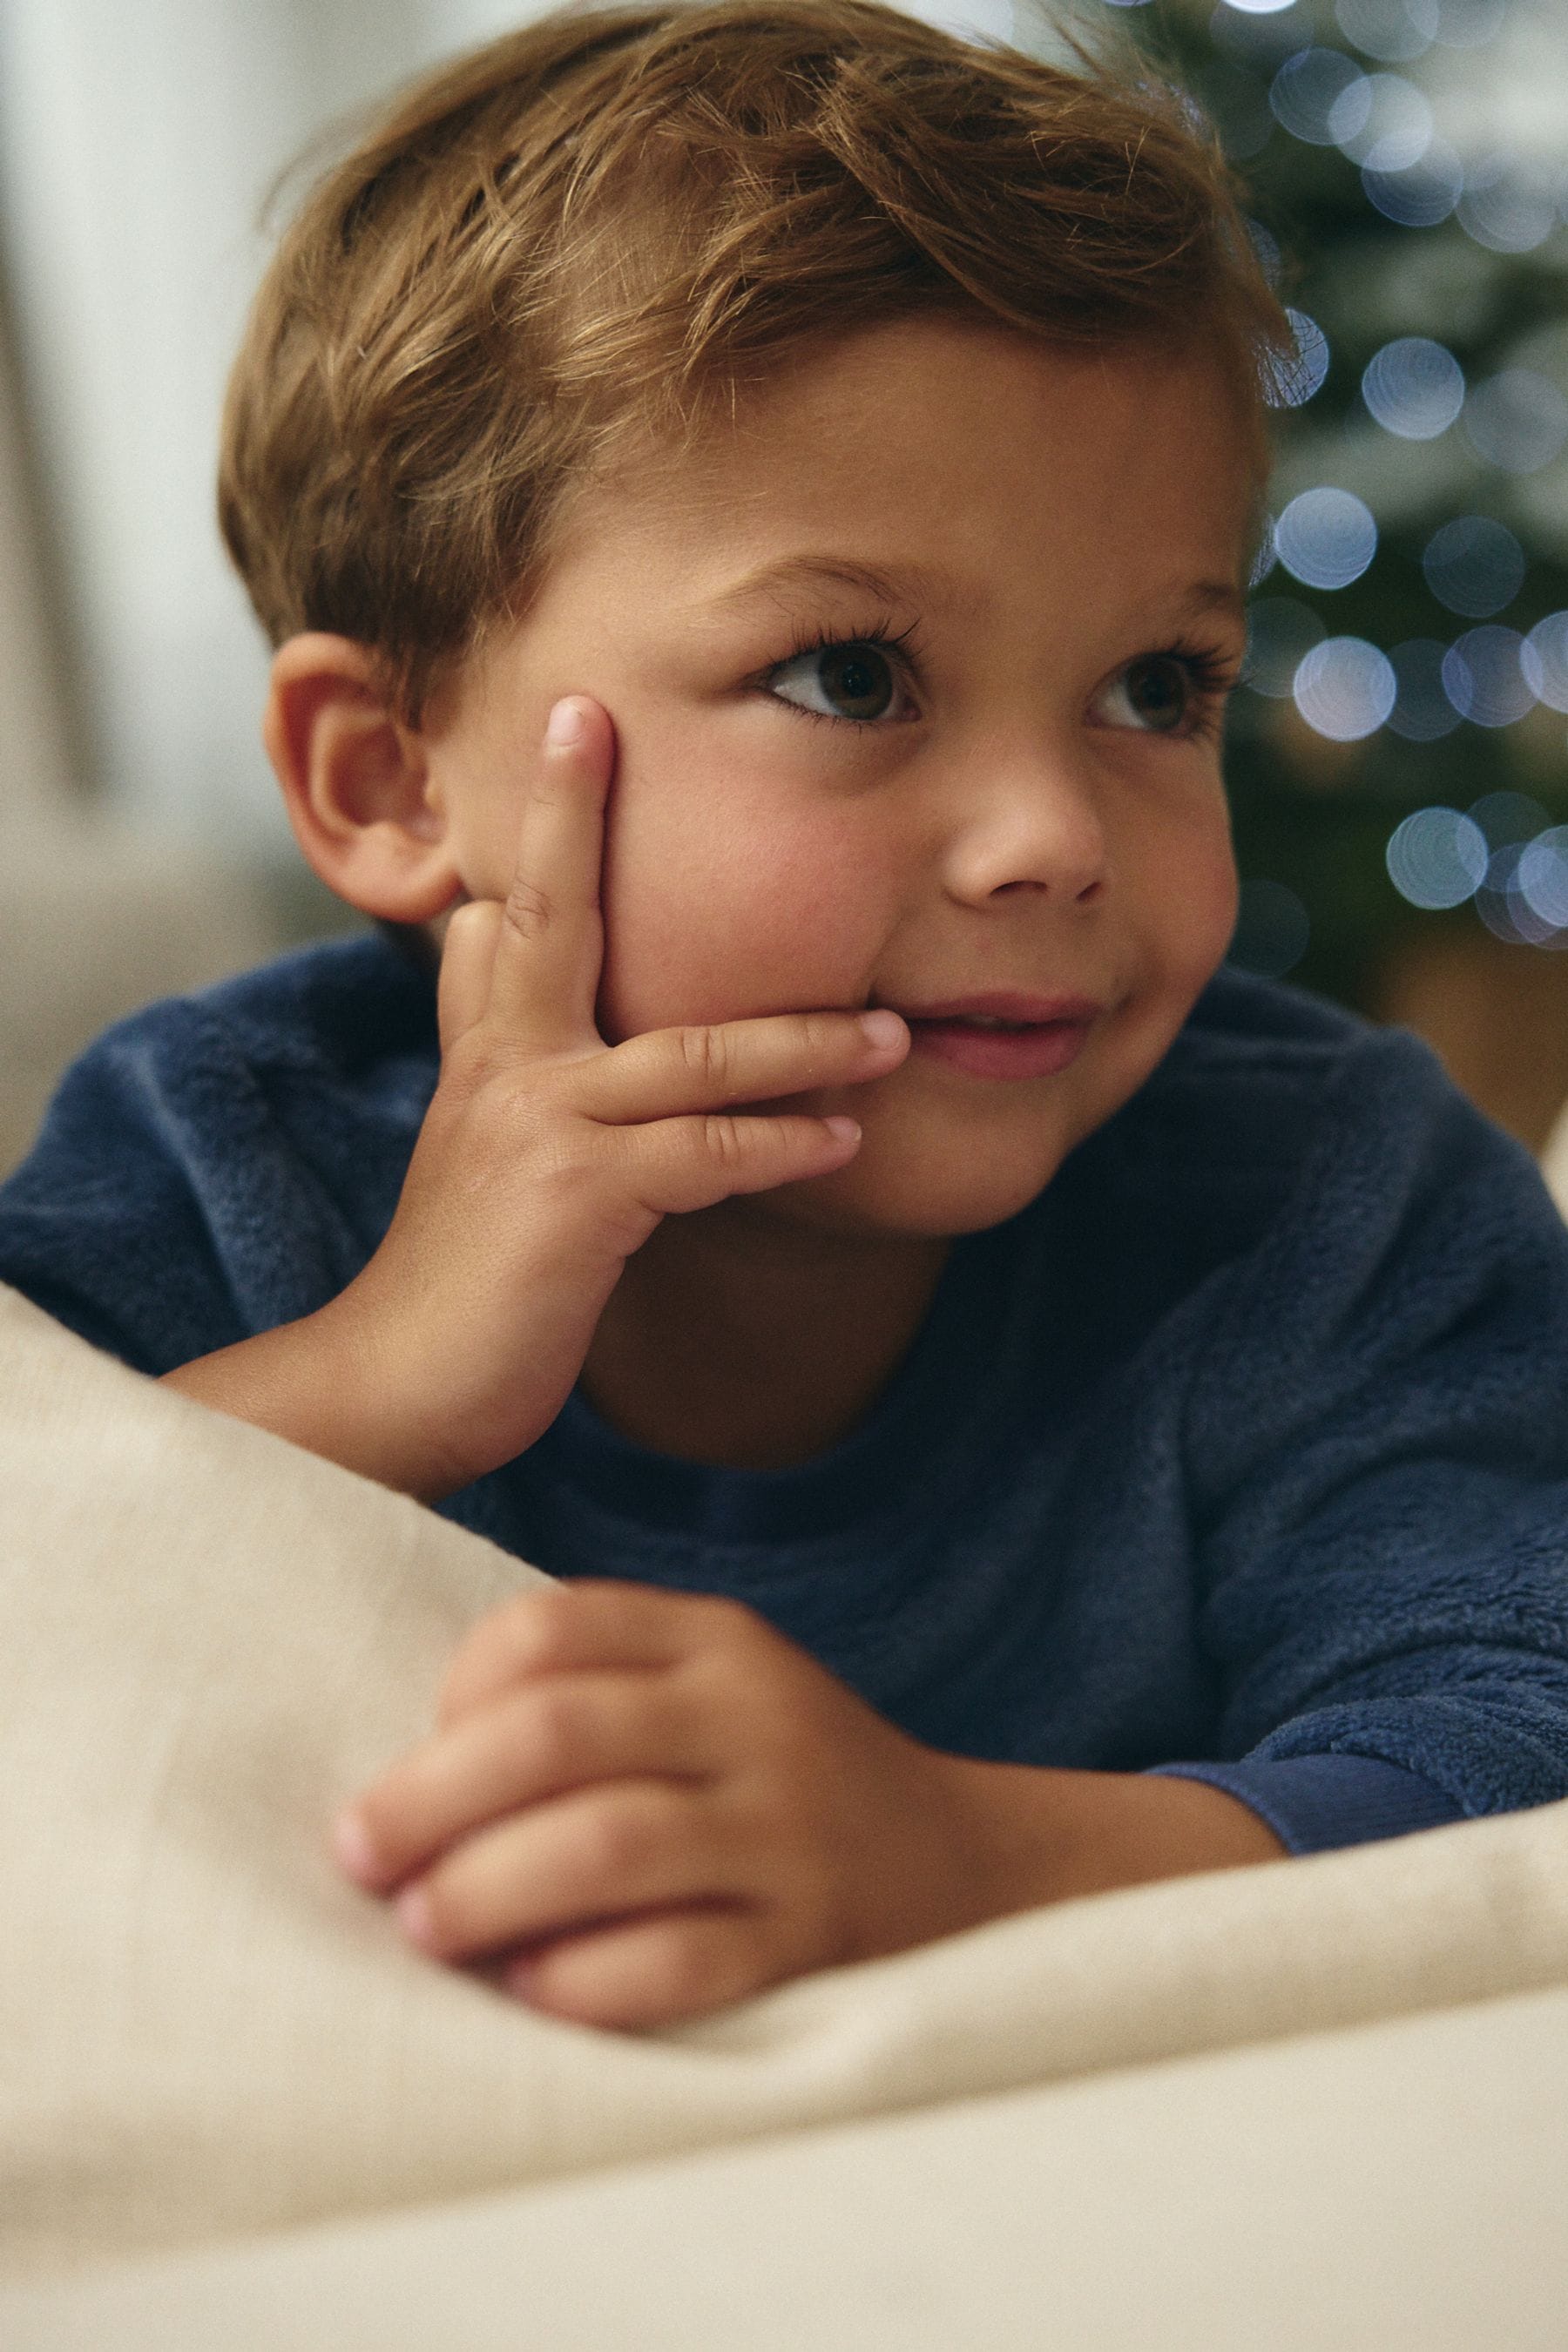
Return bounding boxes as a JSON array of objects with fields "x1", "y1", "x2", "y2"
[
  {"x1": 762, "y1": 612, "x2": 928, "y2": 727},
  {"x1": 1146, "y1": 639, "x2": 1243, "y2": 745},
  {"x1": 762, "y1": 618, "x2": 1240, "y2": 741}
]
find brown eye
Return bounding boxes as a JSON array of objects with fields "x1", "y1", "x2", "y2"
[
  {"x1": 1119, "y1": 655, "x2": 1193, "y2": 733},
  {"x1": 768, "y1": 640, "x2": 905, "y2": 725},
  {"x1": 819, "y1": 645, "x2": 895, "y2": 720}
]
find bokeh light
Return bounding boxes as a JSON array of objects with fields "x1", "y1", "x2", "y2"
[
  {"x1": 1468, "y1": 790, "x2": 1549, "y2": 849},
  {"x1": 1072, "y1": 2, "x2": 1564, "y2": 996},
  {"x1": 1462, "y1": 369, "x2": 1568, "y2": 475},
  {"x1": 1421, "y1": 515, "x2": 1524, "y2": 618},
  {"x1": 1266, "y1": 308, "x2": 1331, "y2": 407},
  {"x1": 1274, "y1": 488, "x2": 1378, "y2": 590},
  {"x1": 1476, "y1": 842, "x2": 1565, "y2": 947},
  {"x1": 1334, "y1": 0, "x2": 1438, "y2": 62},
  {"x1": 1228, "y1": 878, "x2": 1311, "y2": 977},
  {"x1": 1293, "y1": 637, "x2": 1397, "y2": 738},
  {"x1": 1332, "y1": 73, "x2": 1432, "y2": 172},
  {"x1": 1469, "y1": 798, "x2": 1557, "y2": 943},
  {"x1": 1243, "y1": 597, "x2": 1328, "y2": 695},
  {"x1": 1269, "y1": 48, "x2": 1368, "y2": 144},
  {"x1": 1515, "y1": 829, "x2": 1568, "y2": 932},
  {"x1": 1385, "y1": 639, "x2": 1463, "y2": 740},
  {"x1": 1521, "y1": 614, "x2": 1568, "y2": 715},
  {"x1": 1362, "y1": 139, "x2": 1463, "y2": 224},
  {"x1": 1433, "y1": 0, "x2": 1505, "y2": 48},
  {"x1": 1385, "y1": 807, "x2": 1489, "y2": 908},
  {"x1": 1361, "y1": 336, "x2": 1464, "y2": 438},
  {"x1": 1247, "y1": 218, "x2": 1284, "y2": 281},
  {"x1": 1457, "y1": 156, "x2": 1562, "y2": 253},
  {"x1": 1442, "y1": 627, "x2": 1536, "y2": 727}
]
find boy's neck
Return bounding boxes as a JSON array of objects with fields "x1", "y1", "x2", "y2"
[{"x1": 578, "y1": 1211, "x2": 951, "y2": 1472}]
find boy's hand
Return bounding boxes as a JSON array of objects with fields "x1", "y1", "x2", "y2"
[
  {"x1": 333, "y1": 1580, "x2": 1288, "y2": 2031},
  {"x1": 341, "y1": 694, "x2": 909, "y2": 1495},
  {"x1": 332, "y1": 1578, "x2": 1024, "y2": 2031},
  {"x1": 169, "y1": 696, "x2": 909, "y2": 1496}
]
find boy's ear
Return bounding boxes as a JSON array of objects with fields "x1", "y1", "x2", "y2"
[{"x1": 263, "y1": 635, "x2": 461, "y2": 925}]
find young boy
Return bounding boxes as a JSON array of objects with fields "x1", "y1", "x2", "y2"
[{"x1": 4, "y1": 0, "x2": 1568, "y2": 2033}]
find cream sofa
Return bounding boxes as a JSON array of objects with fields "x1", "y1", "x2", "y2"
[{"x1": 1, "y1": 1280, "x2": 1566, "y2": 2348}]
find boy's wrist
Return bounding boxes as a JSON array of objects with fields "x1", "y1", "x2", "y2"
[
  {"x1": 949, "y1": 1754, "x2": 1288, "y2": 1921},
  {"x1": 162, "y1": 1295, "x2": 475, "y2": 1504}
]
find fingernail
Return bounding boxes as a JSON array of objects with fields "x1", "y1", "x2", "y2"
[
  {"x1": 396, "y1": 1884, "x2": 438, "y2": 1950},
  {"x1": 858, "y1": 1009, "x2": 906, "y2": 1050},
  {"x1": 545, "y1": 697, "x2": 587, "y2": 748},
  {"x1": 332, "y1": 1808, "x2": 380, "y2": 1885}
]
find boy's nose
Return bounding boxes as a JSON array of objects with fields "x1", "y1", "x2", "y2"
[{"x1": 937, "y1": 759, "x2": 1110, "y2": 908}]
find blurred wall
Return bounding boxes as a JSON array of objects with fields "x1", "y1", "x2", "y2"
[
  {"x1": 0, "y1": 0, "x2": 561, "y2": 861},
  {"x1": 0, "y1": 281, "x2": 75, "y2": 823}
]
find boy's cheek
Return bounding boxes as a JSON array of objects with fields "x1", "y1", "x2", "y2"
[
  {"x1": 1197, "y1": 851, "x2": 1242, "y2": 988},
  {"x1": 1150, "y1": 814, "x2": 1238, "y2": 999},
  {"x1": 598, "y1": 809, "x2": 879, "y2": 1044}
]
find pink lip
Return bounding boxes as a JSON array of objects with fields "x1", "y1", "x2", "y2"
[
  {"x1": 890, "y1": 992, "x2": 1103, "y2": 1024},
  {"x1": 882, "y1": 992, "x2": 1103, "y2": 1083}
]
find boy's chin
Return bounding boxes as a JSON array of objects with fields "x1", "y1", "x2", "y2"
[{"x1": 757, "y1": 1149, "x2": 1070, "y2": 1243}]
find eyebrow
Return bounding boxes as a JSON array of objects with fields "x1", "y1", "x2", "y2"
[
  {"x1": 697, "y1": 553, "x2": 1247, "y2": 631},
  {"x1": 1174, "y1": 581, "x2": 1248, "y2": 628},
  {"x1": 697, "y1": 554, "x2": 961, "y2": 617}
]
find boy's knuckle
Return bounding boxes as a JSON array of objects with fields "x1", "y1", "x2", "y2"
[
  {"x1": 701, "y1": 1111, "x2": 748, "y2": 1167},
  {"x1": 455, "y1": 1070, "x2": 539, "y2": 1152},
  {"x1": 524, "y1": 1681, "x2": 584, "y2": 1765},
  {"x1": 503, "y1": 871, "x2": 554, "y2": 941},
  {"x1": 680, "y1": 1024, "x2": 730, "y2": 1091},
  {"x1": 516, "y1": 1584, "x2": 585, "y2": 1666},
  {"x1": 697, "y1": 1591, "x2": 762, "y2": 1649},
  {"x1": 578, "y1": 1799, "x2": 650, "y2": 1882}
]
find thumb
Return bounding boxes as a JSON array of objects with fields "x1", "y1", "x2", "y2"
[{"x1": 436, "y1": 899, "x2": 503, "y2": 1054}]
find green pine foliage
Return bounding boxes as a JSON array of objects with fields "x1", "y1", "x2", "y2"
[{"x1": 1080, "y1": 0, "x2": 1568, "y2": 1007}]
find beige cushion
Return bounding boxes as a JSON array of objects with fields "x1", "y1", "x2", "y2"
[
  {"x1": 7, "y1": 1981, "x2": 1568, "y2": 2349},
  {"x1": 3, "y1": 1279, "x2": 1568, "y2": 2304}
]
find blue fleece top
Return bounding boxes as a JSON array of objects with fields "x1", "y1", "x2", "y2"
[{"x1": 6, "y1": 932, "x2": 1568, "y2": 1859}]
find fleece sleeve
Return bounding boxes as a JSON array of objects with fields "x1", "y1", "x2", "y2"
[
  {"x1": 1154, "y1": 1020, "x2": 1568, "y2": 1844},
  {"x1": 0, "y1": 995, "x2": 375, "y2": 1374},
  {"x1": 1144, "y1": 1754, "x2": 1463, "y2": 1855}
]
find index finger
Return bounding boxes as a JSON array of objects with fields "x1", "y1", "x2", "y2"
[
  {"x1": 437, "y1": 1580, "x2": 754, "y2": 1729},
  {"x1": 483, "y1": 694, "x2": 615, "y2": 1055}
]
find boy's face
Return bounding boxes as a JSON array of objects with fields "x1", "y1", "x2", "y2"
[{"x1": 422, "y1": 315, "x2": 1250, "y2": 1240}]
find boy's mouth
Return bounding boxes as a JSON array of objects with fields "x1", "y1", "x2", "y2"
[{"x1": 885, "y1": 992, "x2": 1102, "y2": 1082}]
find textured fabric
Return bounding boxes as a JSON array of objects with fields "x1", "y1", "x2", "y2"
[
  {"x1": 1147, "y1": 1753, "x2": 1466, "y2": 1851},
  {"x1": 9, "y1": 1991, "x2": 1568, "y2": 2349},
  {"x1": 1, "y1": 936, "x2": 1566, "y2": 1850},
  {"x1": 4, "y1": 1281, "x2": 1568, "y2": 2290}
]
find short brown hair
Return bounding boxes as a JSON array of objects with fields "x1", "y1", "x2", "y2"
[{"x1": 219, "y1": 0, "x2": 1291, "y2": 720}]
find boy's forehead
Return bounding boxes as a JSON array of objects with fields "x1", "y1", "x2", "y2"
[{"x1": 555, "y1": 317, "x2": 1254, "y2": 613}]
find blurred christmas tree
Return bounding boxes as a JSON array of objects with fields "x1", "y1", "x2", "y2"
[{"x1": 1079, "y1": 0, "x2": 1568, "y2": 1087}]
